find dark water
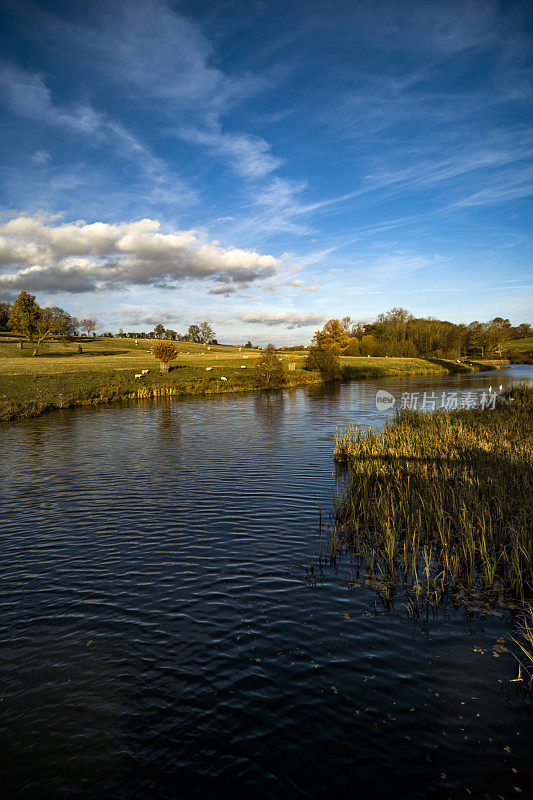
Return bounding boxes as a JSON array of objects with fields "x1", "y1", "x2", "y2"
[{"x1": 1, "y1": 366, "x2": 532, "y2": 799}]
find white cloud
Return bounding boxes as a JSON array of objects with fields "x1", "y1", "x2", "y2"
[
  {"x1": 239, "y1": 311, "x2": 326, "y2": 328},
  {"x1": 0, "y1": 214, "x2": 282, "y2": 293}
]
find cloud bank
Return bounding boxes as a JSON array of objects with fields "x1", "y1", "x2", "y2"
[{"x1": 0, "y1": 215, "x2": 281, "y2": 293}]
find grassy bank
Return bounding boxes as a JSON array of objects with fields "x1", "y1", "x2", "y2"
[
  {"x1": 0, "y1": 333, "x2": 501, "y2": 422},
  {"x1": 332, "y1": 384, "x2": 533, "y2": 608}
]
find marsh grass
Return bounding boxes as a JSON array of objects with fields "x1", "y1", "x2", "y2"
[{"x1": 331, "y1": 384, "x2": 533, "y2": 610}]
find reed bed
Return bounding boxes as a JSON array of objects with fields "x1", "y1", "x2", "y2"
[{"x1": 331, "y1": 384, "x2": 533, "y2": 608}]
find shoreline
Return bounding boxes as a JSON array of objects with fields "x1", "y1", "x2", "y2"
[{"x1": 0, "y1": 356, "x2": 505, "y2": 424}]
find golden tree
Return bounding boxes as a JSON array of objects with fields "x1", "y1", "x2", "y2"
[{"x1": 151, "y1": 341, "x2": 178, "y2": 373}]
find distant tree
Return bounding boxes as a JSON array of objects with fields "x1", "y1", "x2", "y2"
[
  {"x1": 0, "y1": 301, "x2": 11, "y2": 330},
  {"x1": 165, "y1": 328, "x2": 177, "y2": 340},
  {"x1": 514, "y1": 322, "x2": 532, "y2": 340},
  {"x1": 187, "y1": 324, "x2": 201, "y2": 343},
  {"x1": 151, "y1": 341, "x2": 179, "y2": 373},
  {"x1": 198, "y1": 321, "x2": 215, "y2": 344},
  {"x1": 8, "y1": 290, "x2": 41, "y2": 341},
  {"x1": 154, "y1": 324, "x2": 165, "y2": 339},
  {"x1": 253, "y1": 344, "x2": 286, "y2": 388},
  {"x1": 80, "y1": 318, "x2": 96, "y2": 336},
  {"x1": 244, "y1": 340, "x2": 253, "y2": 348},
  {"x1": 306, "y1": 342, "x2": 341, "y2": 380}
]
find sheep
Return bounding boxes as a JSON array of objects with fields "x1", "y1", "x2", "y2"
[
  {"x1": 134, "y1": 373, "x2": 142, "y2": 379},
  {"x1": 221, "y1": 376, "x2": 228, "y2": 381},
  {"x1": 206, "y1": 367, "x2": 212, "y2": 371},
  {"x1": 141, "y1": 369, "x2": 149, "y2": 375},
  {"x1": 240, "y1": 365, "x2": 246, "y2": 368}
]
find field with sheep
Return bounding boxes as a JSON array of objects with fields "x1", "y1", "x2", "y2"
[{"x1": 0, "y1": 332, "x2": 501, "y2": 422}]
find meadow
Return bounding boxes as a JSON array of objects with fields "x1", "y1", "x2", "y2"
[{"x1": 0, "y1": 332, "x2": 502, "y2": 421}]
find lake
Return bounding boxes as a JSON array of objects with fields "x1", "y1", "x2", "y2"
[{"x1": 1, "y1": 365, "x2": 532, "y2": 799}]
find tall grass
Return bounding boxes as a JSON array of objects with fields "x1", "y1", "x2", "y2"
[{"x1": 331, "y1": 384, "x2": 533, "y2": 608}]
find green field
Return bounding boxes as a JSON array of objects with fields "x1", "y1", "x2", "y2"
[
  {"x1": 507, "y1": 337, "x2": 533, "y2": 351},
  {"x1": 0, "y1": 332, "x2": 500, "y2": 422}
]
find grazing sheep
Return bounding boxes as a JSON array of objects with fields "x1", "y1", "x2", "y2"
[
  {"x1": 134, "y1": 373, "x2": 142, "y2": 379},
  {"x1": 141, "y1": 369, "x2": 149, "y2": 375},
  {"x1": 221, "y1": 376, "x2": 228, "y2": 381},
  {"x1": 206, "y1": 367, "x2": 212, "y2": 371},
  {"x1": 240, "y1": 365, "x2": 246, "y2": 368}
]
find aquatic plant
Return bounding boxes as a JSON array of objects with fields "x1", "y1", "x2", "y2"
[{"x1": 331, "y1": 384, "x2": 533, "y2": 607}]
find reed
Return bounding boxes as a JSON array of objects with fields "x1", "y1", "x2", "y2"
[{"x1": 331, "y1": 384, "x2": 533, "y2": 607}]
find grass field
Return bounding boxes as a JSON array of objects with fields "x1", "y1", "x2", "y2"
[
  {"x1": 507, "y1": 337, "x2": 533, "y2": 351},
  {"x1": 0, "y1": 332, "x2": 501, "y2": 422}
]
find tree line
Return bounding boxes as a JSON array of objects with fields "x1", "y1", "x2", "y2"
[
  {"x1": 108, "y1": 321, "x2": 217, "y2": 344},
  {"x1": 311, "y1": 309, "x2": 531, "y2": 360}
]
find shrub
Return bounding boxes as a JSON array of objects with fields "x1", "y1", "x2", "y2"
[
  {"x1": 151, "y1": 341, "x2": 179, "y2": 372},
  {"x1": 253, "y1": 344, "x2": 286, "y2": 388},
  {"x1": 306, "y1": 344, "x2": 341, "y2": 380}
]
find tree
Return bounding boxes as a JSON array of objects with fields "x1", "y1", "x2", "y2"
[
  {"x1": 313, "y1": 319, "x2": 351, "y2": 352},
  {"x1": 8, "y1": 290, "x2": 41, "y2": 341},
  {"x1": 187, "y1": 324, "x2": 201, "y2": 343},
  {"x1": 165, "y1": 329, "x2": 177, "y2": 340},
  {"x1": 151, "y1": 341, "x2": 179, "y2": 373},
  {"x1": 198, "y1": 321, "x2": 215, "y2": 344},
  {"x1": 244, "y1": 340, "x2": 253, "y2": 348},
  {"x1": 80, "y1": 318, "x2": 96, "y2": 336},
  {"x1": 0, "y1": 301, "x2": 11, "y2": 330},
  {"x1": 252, "y1": 344, "x2": 286, "y2": 388},
  {"x1": 306, "y1": 342, "x2": 341, "y2": 380},
  {"x1": 31, "y1": 306, "x2": 76, "y2": 356},
  {"x1": 154, "y1": 324, "x2": 165, "y2": 339}
]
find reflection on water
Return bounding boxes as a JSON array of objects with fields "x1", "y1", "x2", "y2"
[{"x1": 0, "y1": 366, "x2": 532, "y2": 799}]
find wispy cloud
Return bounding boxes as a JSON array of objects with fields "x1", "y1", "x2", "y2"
[{"x1": 240, "y1": 311, "x2": 326, "y2": 328}]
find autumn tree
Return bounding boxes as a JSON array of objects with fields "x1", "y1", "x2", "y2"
[
  {"x1": 8, "y1": 291, "x2": 42, "y2": 341},
  {"x1": 313, "y1": 318, "x2": 351, "y2": 352},
  {"x1": 252, "y1": 344, "x2": 286, "y2": 388},
  {"x1": 151, "y1": 341, "x2": 179, "y2": 372}
]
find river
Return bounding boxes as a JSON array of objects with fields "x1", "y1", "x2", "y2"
[{"x1": 1, "y1": 365, "x2": 532, "y2": 799}]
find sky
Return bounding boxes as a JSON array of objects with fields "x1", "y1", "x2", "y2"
[{"x1": 0, "y1": 0, "x2": 532, "y2": 344}]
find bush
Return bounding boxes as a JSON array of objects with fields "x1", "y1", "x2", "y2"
[
  {"x1": 151, "y1": 341, "x2": 179, "y2": 372},
  {"x1": 252, "y1": 344, "x2": 286, "y2": 388},
  {"x1": 306, "y1": 344, "x2": 341, "y2": 380}
]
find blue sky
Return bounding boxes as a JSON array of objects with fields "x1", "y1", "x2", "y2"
[{"x1": 0, "y1": 0, "x2": 532, "y2": 343}]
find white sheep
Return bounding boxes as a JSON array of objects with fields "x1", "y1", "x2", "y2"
[
  {"x1": 241, "y1": 365, "x2": 246, "y2": 368},
  {"x1": 141, "y1": 369, "x2": 149, "y2": 375},
  {"x1": 206, "y1": 367, "x2": 212, "y2": 371},
  {"x1": 134, "y1": 373, "x2": 142, "y2": 379},
  {"x1": 221, "y1": 376, "x2": 228, "y2": 381}
]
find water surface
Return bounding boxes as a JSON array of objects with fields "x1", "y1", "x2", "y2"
[{"x1": 1, "y1": 366, "x2": 532, "y2": 798}]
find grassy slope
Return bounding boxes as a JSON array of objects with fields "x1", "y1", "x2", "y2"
[
  {"x1": 507, "y1": 337, "x2": 533, "y2": 351},
  {"x1": 0, "y1": 333, "x2": 499, "y2": 422}
]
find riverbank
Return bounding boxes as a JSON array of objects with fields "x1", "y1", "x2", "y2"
[
  {"x1": 333, "y1": 383, "x2": 533, "y2": 607},
  {"x1": 0, "y1": 333, "x2": 503, "y2": 422}
]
